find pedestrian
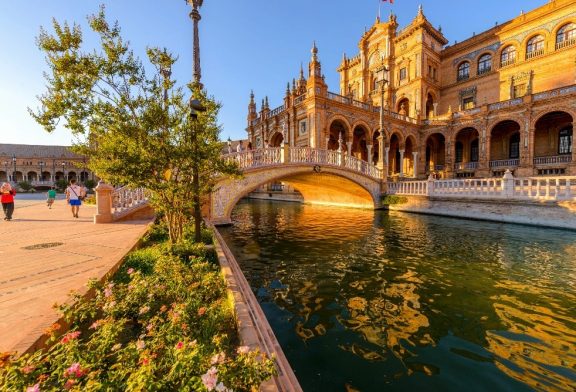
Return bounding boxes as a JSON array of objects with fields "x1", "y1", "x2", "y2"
[
  {"x1": 236, "y1": 140, "x2": 244, "y2": 153},
  {"x1": 46, "y1": 187, "x2": 56, "y2": 209},
  {"x1": 1, "y1": 182, "x2": 16, "y2": 221},
  {"x1": 65, "y1": 179, "x2": 84, "y2": 218}
]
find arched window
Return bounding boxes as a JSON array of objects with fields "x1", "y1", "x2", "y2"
[
  {"x1": 509, "y1": 133, "x2": 520, "y2": 159},
  {"x1": 556, "y1": 23, "x2": 576, "y2": 48},
  {"x1": 478, "y1": 54, "x2": 492, "y2": 75},
  {"x1": 470, "y1": 139, "x2": 479, "y2": 162},
  {"x1": 500, "y1": 45, "x2": 516, "y2": 66},
  {"x1": 526, "y1": 35, "x2": 545, "y2": 59},
  {"x1": 455, "y1": 142, "x2": 464, "y2": 163},
  {"x1": 559, "y1": 127, "x2": 573, "y2": 155},
  {"x1": 457, "y1": 62, "x2": 470, "y2": 81}
]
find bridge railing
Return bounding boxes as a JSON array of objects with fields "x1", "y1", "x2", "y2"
[
  {"x1": 94, "y1": 181, "x2": 151, "y2": 223},
  {"x1": 387, "y1": 171, "x2": 576, "y2": 202},
  {"x1": 224, "y1": 147, "x2": 383, "y2": 179}
]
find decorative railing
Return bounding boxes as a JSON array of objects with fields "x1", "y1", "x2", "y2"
[
  {"x1": 533, "y1": 155, "x2": 572, "y2": 165},
  {"x1": 111, "y1": 186, "x2": 149, "y2": 219},
  {"x1": 294, "y1": 94, "x2": 306, "y2": 105},
  {"x1": 556, "y1": 38, "x2": 576, "y2": 50},
  {"x1": 489, "y1": 159, "x2": 520, "y2": 168},
  {"x1": 488, "y1": 98, "x2": 523, "y2": 111},
  {"x1": 500, "y1": 58, "x2": 516, "y2": 67},
  {"x1": 327, "y1": 92, "x2": 352, "y2": 105},
  {"x1": 533, "y1": 85, "x2": 576, "y2": 101},
  {"x1": 526, "y1": 48, "x2": 544, "y2": 60},
  {"x1": 453, "y1": 108, "x2": 481, "y2": 118},
  {"x1": 223, "y1": 147, "x2": 382, "y2": 179},
  {"x1": 454, "y1": 162, "x2": 479, "y2": 170},
  {"x1": 387, "y1": 174, "x2": 576, "y2": 202},
  {"x1": 268, "y1": 105, "x2": 285, "y2": 117}
]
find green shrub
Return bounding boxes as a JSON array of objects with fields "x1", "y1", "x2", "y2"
[
  {"x1": 143, "y1": 222, "x2": 169, "y2": 245},
  {"x1": 183, "y1": 225, "x2": 214, "y2": 245},
  {"x1": 170, "y1": 241, "x2": 218, "y2": 265},
  {"x1": 380, "y1": 194, "x2": 409, "y2": 205},
  {"x1": 0, "y1": 226, "x2": 275, "y2": 391},
  {"x1": 17, "y1": 181, "x2": 33, "y2": 192}
]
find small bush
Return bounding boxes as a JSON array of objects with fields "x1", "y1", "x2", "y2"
[
  {"x1": 183, "y1": 225, "x2": 214, "y2": 245},
  {"x1": 380, "y1": 194, "x2": 409, "y2": 205},
  {"x1": 143, "y1": 221, "x2": 169, "y2": 245},
  {"x1": 170, "y1": 241, "x2": 218, "y2": 265}
]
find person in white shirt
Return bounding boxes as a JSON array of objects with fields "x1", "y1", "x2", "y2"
[
  {"x1": 236, "y1": 140, "x2": 243, "y2": 153},
  {"x1": 65, "y1": 179, "x2": 84, "y2": 218}
]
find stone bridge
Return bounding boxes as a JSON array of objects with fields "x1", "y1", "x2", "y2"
[{"x1": 209, "y1": 147, "x2": 386, "y2": 225}]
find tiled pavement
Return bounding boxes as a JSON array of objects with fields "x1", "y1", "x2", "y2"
[{"x1": 0, "y1": 199, "x2": 152, "y2": 355}]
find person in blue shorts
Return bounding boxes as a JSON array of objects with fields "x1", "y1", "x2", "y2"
[{"x1": 65, "y1": 179, "x2": 84, "y2": 218}]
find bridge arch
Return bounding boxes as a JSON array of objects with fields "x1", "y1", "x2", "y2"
[{"x1": 210, "y1": 164, "x2": 382, "y2": 225}]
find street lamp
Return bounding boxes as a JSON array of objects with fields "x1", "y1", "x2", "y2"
[
  {"x1": 160, "y1": 49, "x2": 172, "y2": 103},
  {"x1": 39, "y1": 161, "x2": 44, "y2": 183},
  {"x1": 227, "y1": 137, "x2": 232, "y2": 154},
  {"x1": 376, "y1": 63, "x2": 389, "y2": 177},
  {"x1": 61, "y1": 161, "x2": 66, "y2": 182},
  {"x1": 186, "y1": 0, "x2": 204, "y2": 89},
  {"x1": 12, "y1": 154, "x2": 16, "y2": 184}
]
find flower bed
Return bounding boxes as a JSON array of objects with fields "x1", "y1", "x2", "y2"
[{"x1": 0, "y1": 224, "x2": 275, "y2": 391}]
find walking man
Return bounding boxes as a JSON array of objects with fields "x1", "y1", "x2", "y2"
[
  {"x1": 65, "y1": 179, "x2": 83, "y2": 218},
  {"x1": 47, "y1": 187, "x2": 56, "y2": 209},
  {"x1": 1, "y1": 182, "x2": 16, "y2": 221}
]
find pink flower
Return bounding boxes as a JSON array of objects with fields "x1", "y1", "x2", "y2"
[
  {"x1": 136, "y1": 340, "x2": 146, "y2": 350},
  {"x1": 22, "y1": 364, "x2": 35, "y2": 374},
  {"x1": 139, "y1": 306, "x2": 150, "y2": 315},
  {"x1": 215, "y1": 382, "x2": 232, "y2": 392},
  {"x1": 64, "y1": 363, "x2": 85, "y2": 378},
  {"x1": 104, "y1": 288, "x2": 113, "y2": 298},
  {"x1": 210, "y1": 352, "x2": 226, "y2": 365},
  {"x1": 127, "y1": 268, "x2": 134, "y2": 275},
  {"x1": 236, "y1": 345, "x2": 250, "y2": 355},
  {"x1": 201, "y1": 367, "x2": 218, "y2": 391},
  {"x1": 60, "y1": 331, "x2": 81, "y2": 344},
  {"x1": 26, "y1": 384, "x2": 40, "y2": 392},
  {"x1": 89, "y1": 320, "x2": 103, "y2": 330},
  {"x1": 175, "y1": 341, "x2": 184, "y2": 350}
]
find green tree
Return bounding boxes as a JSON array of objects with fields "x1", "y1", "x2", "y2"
[{"x1": 30, "y1": 8, "x2": 239, "y2": 243}]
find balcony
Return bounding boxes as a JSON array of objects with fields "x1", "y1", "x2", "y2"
[
  {"x1": 533, "y1": 155, "x2": 572, "y2": 166},
  {"x1": 477, "y1": 67, "x2": 492, "y2": 76},
  {"x1": 455, "y1": 162, "x2": 479, "y2": 171},
  {"x1": 500, "y1": 58, "x2": 516, "y2": 68},
  {"x1": 556, "y1": 38, "x2": 576, "y2": 50},
  {"x1": 489, "y1": 159, "x2": 519, "y2": 168},
  {"x1": 526, "y1": 48, "x2": 544, "y2": 60}
]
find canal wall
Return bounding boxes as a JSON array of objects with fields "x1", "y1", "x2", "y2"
[
  {"x1": 246, "y1": 191, "x2": 303, "y2": 203},
  {"x1": 387, "y1": 196, "x2": 576, "y2": 230}
]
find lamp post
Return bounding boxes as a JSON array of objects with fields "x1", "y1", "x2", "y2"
[
  {"x1": 61, "y1": 161, "x2": 66, "y2": 183},
  {"x1": 3, "y1": 161, "x2": 8, "y2": 182},
  {"x1": 376, "y1": 63, "x2": 389, "y2": 178},
  {"x1": 186, "y1": 0, "x2": 204, "y2": 89},
  {"x1": 39, "y1": 161, "x2": 44, "y2": 183},
  {"x1": 12, "y1": 154, "x2": 17, "y2": 185},
  {"x1": 227, "y1": 137, "x2": 232, "y2": 154}
]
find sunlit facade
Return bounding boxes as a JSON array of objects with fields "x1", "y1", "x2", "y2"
[{"x1": 247, "y1": 0, "x2": 576, "y2": 178}]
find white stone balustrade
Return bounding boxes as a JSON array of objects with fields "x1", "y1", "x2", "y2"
[
  {"x1": 111, "y1": 186, "x2": 150, "y2": 220},
  {"x1": 387, "y1": 170, "x2": 576, "y2": 202}
]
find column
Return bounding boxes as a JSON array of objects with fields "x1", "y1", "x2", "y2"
[
  {"x1": 94, "y1": 180, "x2": 115, "y2": 223},
  {"x1": 399, "y1": 150, "x2": 405, "y2": 177},
  {"x1": 367, "y1": 145, "x2": 373, "y2": 165},
  {"x1": 346, "y1": 142, "x2": 352, "y2": 156},
  {"x1": 412, "y1": 151, "x2": 419, "y2": 178},
  {"x1": 571, "y1": 121, "x2": 576, "y2": 174}
]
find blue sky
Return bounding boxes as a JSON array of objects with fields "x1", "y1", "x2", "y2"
[{"x1": 0, "y1": 0, "x2": 546, "y2": 146}]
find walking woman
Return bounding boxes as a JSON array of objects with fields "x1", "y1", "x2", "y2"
[
  {"x1": 1, "y1": 182, "x2": 16, "y2": 221},
  {"x1": 65, "y1": 179, "x2": 84, "y2": 218}
]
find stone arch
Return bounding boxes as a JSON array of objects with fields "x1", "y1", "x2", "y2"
[
  {"x1": 27, "y1": 171, "x2": 38, "y2": 182},
  {"x1": 533, "y1": 111, "x2": 573, "y2": 159},
  {"x1": 425, "y1": 133, "x2": 446, "y2": 176},
  {"x1": 553, "y1": 20, "x2": 576, "y2": 45},
  {"x1": 404, "y1": 135, "x2": 417, "y2": 177},
  {"x1": 269, "y1": 131, "x2": 284, "y2": 147},
  {"x1": 497, "y1": 42, "x2": 520, "y2": 66},
  {"x1": 454, "y1": 128, "x2": 480, "y2": 174},
  {"x1": 210, "y1": 165, "x2": 382, "y2": 225},
  {"x1": 327, "y1": 117, "x2": 351, "y2": 151},
  {"x1": 522, "y1": 30, "x2": 549, "y2": 58},
  {"x1": 425, "y1": 91, "x2": 437, "y2": 118},
  {"x1": 489, "y1": 120, "x2": 522, "y2": 165},
  {"x1": 397, "y1": 97, "x2": 410, "y2": 116},
  {"x1": 532, "y1": 108, "x2": 576, "y2": 128},
  {"x1": 351, "y1": 123, "x2": 370, "y2": 161}
]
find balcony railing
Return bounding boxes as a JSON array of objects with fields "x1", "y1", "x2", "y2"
[
  {"x1": 294, "y1": 94, "x2": 306, "y2": 105},
  {"x1": 533, "y1": 155, "x2": 572, "y2": 165},
  {"x1": 500, "y1": 58, "x2": 516, "y2": 67},
  {"x1": 489, "y1": 159, "x2": 519, "y2": 168},
  {"x1": 477, "y1": 67, "x2": 491, "y2": 76},
  {"x1": 556, "y1": 38, "x2": 576, "y2": 50},
  {"x1": 533, "y1": 85, "x2": 576, "y2": 101},
  {"x1": 526, "y1": 48, "x2": 544, "y2": 60},
  {"x1": 268, "y1": 105, "x2": 285, "y2": 117},
  {"x1": 454, "y1": 162, "x2": 479, "y2": 171},
  {"x1": 488, "y1": 98, "x2": 523, "y2": 111}
]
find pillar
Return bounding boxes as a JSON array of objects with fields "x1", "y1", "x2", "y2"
[
  {"x1": 346, "y1": 142, "x2": 352, "y2": 156},
  {"x1": 399, "y1": 150, "x2": 405, "y2": 177},
  {"x1": 367, "y1": 145, "x2": 373, "y2": 165},
  {"x1": 412, "y1": 151, "x2": 419, "y2": 178},
  {"x1": 94, "y1": 180, "x2": 115, "y2": 224}
]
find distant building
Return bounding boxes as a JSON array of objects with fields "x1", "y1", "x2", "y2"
[
  {"x1": 247, "y1": 0, "x2": 575, "y2": 178},
  {"x1": 0, "y1": 143, "x2": 95, "y2": 187}
]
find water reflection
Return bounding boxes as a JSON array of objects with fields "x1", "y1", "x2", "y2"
[{"x1": 219, "y1": 200, "x2": 576, "y2": 392}]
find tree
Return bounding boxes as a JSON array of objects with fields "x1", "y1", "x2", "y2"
[{"x1": 30, "y1": 7, "x2": 239, "y2": 243}]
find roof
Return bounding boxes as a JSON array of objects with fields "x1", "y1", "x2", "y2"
[{"x1": 0, "y1": 144, "x2": 84, "y2": 159}]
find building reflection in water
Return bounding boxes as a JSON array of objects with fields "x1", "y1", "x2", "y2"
[{"x1": 220, "y1": 200, "x2": 576, "y2": 391}]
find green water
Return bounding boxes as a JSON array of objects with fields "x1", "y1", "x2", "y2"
[{"x1": 218, "y1": 200, "x2": 576, "y2": 392}]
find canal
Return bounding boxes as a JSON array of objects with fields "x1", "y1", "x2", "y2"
[{"x1": 218, "y1": 200, "x2": 576, "y2": 392}]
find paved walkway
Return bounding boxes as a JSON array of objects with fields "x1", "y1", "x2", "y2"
[{"x1": 0, "y1": 199, "x2": 153, "y2": 355}]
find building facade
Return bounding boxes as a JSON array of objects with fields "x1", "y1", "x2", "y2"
[
  {"x1": 0, "y1": 144, "x2": 95, "y2": 187},
  {"x1": 246, "y1": 0, "x2": 576, "y2": 178}
]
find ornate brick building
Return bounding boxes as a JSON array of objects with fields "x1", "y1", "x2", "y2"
[
  {"x1": 0, "y1": 144, "x2": 95, "y2": 188},
  {"x1": 246, "y1": 0, "x2": 576, "y2": 178}
]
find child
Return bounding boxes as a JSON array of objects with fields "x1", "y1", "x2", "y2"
[
  {"x1": 1, "y1": 182, "x2": 16, "y2": 221},
  {"x1": 47, "y1": 187, "x2": 57, "y2": 209}
]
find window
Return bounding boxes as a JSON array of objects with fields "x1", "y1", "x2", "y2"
[
  {"x1": 500, "y1": 45, "x2": 516, "y2": 66},
  {"x1": 477, "y1": 54, "x2": 492, "y2": 75},
  {"x1": 526, "y1": 35, "x2": 544, "y2": 58},
  {"x1": 462, "y1": 97, "x2": 475, "y2": 110},
  {"x1": 513, "y1": 84, "x2": 527, "y2": 98},
  {"x1": 457, "y1": 62, "x2": 470, "y2": 81},
  {"x1": 559, "y1": 128, "x2": 572, "y2": 155},
  {"x1": 556, "y1": 23, "x2": 576, "y2": 48},
  {"x1": 471, "y1": 139, "x2": 479, "y2": 162},
  {"x1": 455, "y1": 142, "x2": 464, "y2": 163},
  {"x1": 509, "y1": 133, "x2": 520, "y2": 159},
  {"x1": 399, "y1": 67, "x2": 407, "y2": 81}
]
